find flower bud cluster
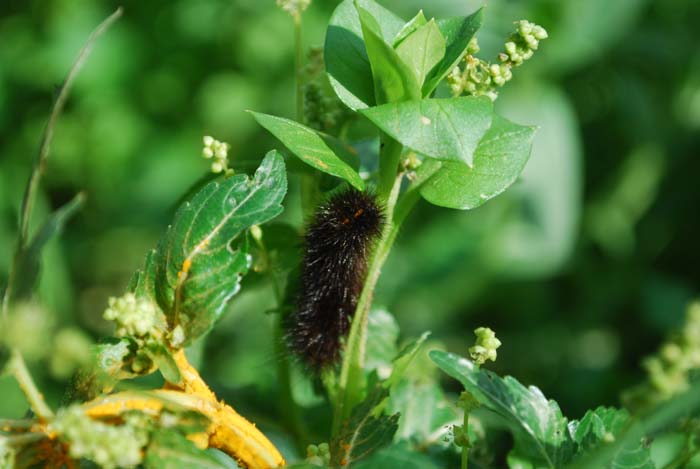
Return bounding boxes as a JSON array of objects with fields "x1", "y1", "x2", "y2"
[
  {"x1": 469, "y1": 327, "x2": 502, "y2": 365},
  {"x1": 50, "y1": 405, "x2": 148, "y2": 469},
  {"x1": 103, "y1": 293, "x2": 166, "y2": 375},
  {"x1": 306, "y1": 443, "x2": 330, "y2": 466},
  {"x1": 202, "y1": 135, "x2": 231, "y2": 174},
  {"x1": 448, "y1": 20, "x2": 547, "y2": 101}
]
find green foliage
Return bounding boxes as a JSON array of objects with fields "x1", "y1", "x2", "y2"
[
  {"x1": 2, "y1": 0, "x2": 699, "y2": 468},
  {"x1": 155, "y1": 150, "x2": 287, "y2": 345},
  {"x1": 251, "y1": 113, "x2": 364, "y2": 190}
]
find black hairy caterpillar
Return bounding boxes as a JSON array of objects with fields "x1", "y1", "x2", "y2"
[{"x1": 287, "y1": 188, "x2": 385, "y2": 371}]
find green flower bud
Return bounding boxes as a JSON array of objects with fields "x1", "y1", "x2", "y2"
[
  {"x1": 276, "y1": 0, "x2": 311, "y2": 17},
  {"x1": 469, "y1": 327, "x2": 501, "y2": 365},
  {"x1": 103, "y1": 293, "x2": 162, "y2": 339}
]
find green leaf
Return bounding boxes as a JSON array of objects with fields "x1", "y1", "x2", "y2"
[
  {"x1": 568, "y1": 407, "x2": 653, "y2": 469},
  {"x1": 365, "y1": 309, "x2": 399, "y2": 378},
  {"x1": 430, "y1": 350, "x2": 574, "y2": 468},
  {"x1": 325, "y1": 0, "x2": 405, "y2": 110},
  {"x1": 570, "y1": 383, "x2": 700, "y2": 469},
  {"x1": 330, "y1": 385, "x2": 400, "y2": 466},
  {"x1": 155, "y1": 151, "x2": 287, "y2": 344},
  {"x1": 146, "y1": 343, "x2": 181, "y2": 385},
  {"x1": 251, "y1": 112, "x2": 364, "y2": 190},
  {"x1": 11, "y1": 192, "x2": 85, "y2": 300},
  {"x1": 418, "y1": 115, "x2": 536, "y2": 210},
  {"x1": 128, "y1": 249, "x2": 159, "y2": 303},
  {"x1": 360, "y1": 97, "x2": 494, "y2": 167},
  {"x1": 423, "y1": 9, "x2": 484, "y2": 96},
  {"x1": 145, "y1": 430, "x2": 228, "y2": 469},
  {"x1": 388, "y1": 380, "x2": 459, "y2": 444},
  {"x1": 385, "y1": 332, "x2": 430, "y2": 390},
  {"x1": 392, "y1": 10, "x2": 428, "y2": 47},
  {"x1": 356, "y1": 5, "x2": 421, "y2": 105},
  {"x1": 354, "y1": 441, "x2": 441, "y2": 469},
  {"x1": 395, "y1": 19, "x2": 446, "y2": 87}
]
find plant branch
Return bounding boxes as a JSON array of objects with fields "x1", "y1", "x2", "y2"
[
  {"x1": 332, "y1": 167, "x2": 404, "y2": 438},
  {"x1": 294, "y1": 13, "x2": 304, "y2": 124},
  {"x1": 1, "y1": 7, "x2": 123, "y2": 319},
  {"x1": 9, "y1": 349, "x2": 54, "y2": 420}
]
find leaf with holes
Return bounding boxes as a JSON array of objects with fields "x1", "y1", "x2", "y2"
[
  {"x1": 155, "y1": 151, "x2": 287, "y2": 345},
  {"x1": 430, "y1": 350, "x2": 575, "y2": 469},
  {"x1": 567, "y1": 407, "x2": 653, "y2": 469}
]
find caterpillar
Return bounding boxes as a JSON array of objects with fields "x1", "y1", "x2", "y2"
[{"x1": 287, "y1": 188, "x2": 385, "y2": 371}]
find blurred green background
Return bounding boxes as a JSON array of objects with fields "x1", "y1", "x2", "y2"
[{"x1": 1, "y1": 0, "x2": 699, "y2": 454}]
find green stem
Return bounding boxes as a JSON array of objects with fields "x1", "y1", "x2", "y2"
[
  {"x1": 331, "y1": 168, "x2": 404, "y2": 438},
  {"x1": 294, "y1": 12, "x2": 304, "y2": 124},
  {"x1": 377, "y1": 136, "x2": 403, "y2": 202},
  {"x1": 9, "y1": 349, "x2": 53, "y2": 420},
  {"x1": 1, "y1": 7, "x2": 123, "y2": 320}
]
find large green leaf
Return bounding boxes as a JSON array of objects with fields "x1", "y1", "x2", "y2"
[
  {"x1": 567, "y1": 407, "x2": 653, "y2": 469},
  {"x1": 356, "y1": 5, "x2": 421, "y2": 105},
  {"x1": 423, "y1": 9, "x2": 484, "y2": 96},
  {"x1": 395, "y1": 19, "x2": 446, "y2": 87},
  {"x1": 360, "y1": 97, "x2": 494, "y2": 168},
  {"x1": 155, "y1": 151, "x2": 287, "y2": 344},
  {"x1": 418, "y1": 115, "x2": 535, "y2": 210},
  {"x1": 430, "y1": 350, "x2": 574, "y2": 468},
  {"x1": 10, "y1": 192, "x2": 85, "y2": 300},
  {"x1": 145, "y1": 430, "x2": 228, "y2": 469},
  {"x1": 251, "y1": 112, "x2": 364, "y2": 190},
  {"x1": 325, "y1": 0, "x2": 405, "y2": 110}
]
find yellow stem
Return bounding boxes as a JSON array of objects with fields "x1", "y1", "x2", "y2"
[{"x1": 83, "y1": 350, "x2": 285, "y2": 469}]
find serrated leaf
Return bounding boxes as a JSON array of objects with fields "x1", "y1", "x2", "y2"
[
  {"x1": 331, "y1": 385, "x2": 400, "y2": 466},
  {"x1": 155, "y1": 151, "x2": 287, "y2": 344},
  {"x1": 251, "y1": 112, "x2": 364, "y2": 190},
  {"x1": 395, "y1": 19, "x2": 446, "y2": 87},
  {"x1": 423, "y1": 9, "x2": 484, "y2": 96},
  {"x1": 419, "y1": 115, "x2": 536, "y2": 210},
  {"x1": 392, "y1": 10, "x2": 427, "y2": 47},
  {"x1": 360, "y1": 97, "x2": 494, "y2": 168},
  {"x1": 430, "y1": 350, "x2": 574, "y2": 468},
  {"x1": 567, "y1": 407, "x2": 654, "y2": 469},
  {"x1": 325, "y1": 0, "x2": 405, "y2": 110},
  {"x1": 356, "y1": 5, "x2": 421, "y2": 105},
  {"x1": 11, "y1": 192, "x2": 85, "y2": 301},
  {"x1": 145, "y1": 430, "x2": 228, "y2": 469}
]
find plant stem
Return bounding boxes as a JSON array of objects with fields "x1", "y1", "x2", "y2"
[
  {"x1": 1, "y1": 7, "x2": 123, "y2": 319},
  {"x1": 294, "y1": 12, "x2": 304, "y2": 124},
  {"x1": 9, "y1": 349, "x2": 54, "y2": 420},
  {"x1": 332, "y1": 167, "x2": 404, "y2": 438}
]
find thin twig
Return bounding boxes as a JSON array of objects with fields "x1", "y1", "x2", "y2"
[{"x1": 1, "y1": 7, "x2": 123, "y2": 319}]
